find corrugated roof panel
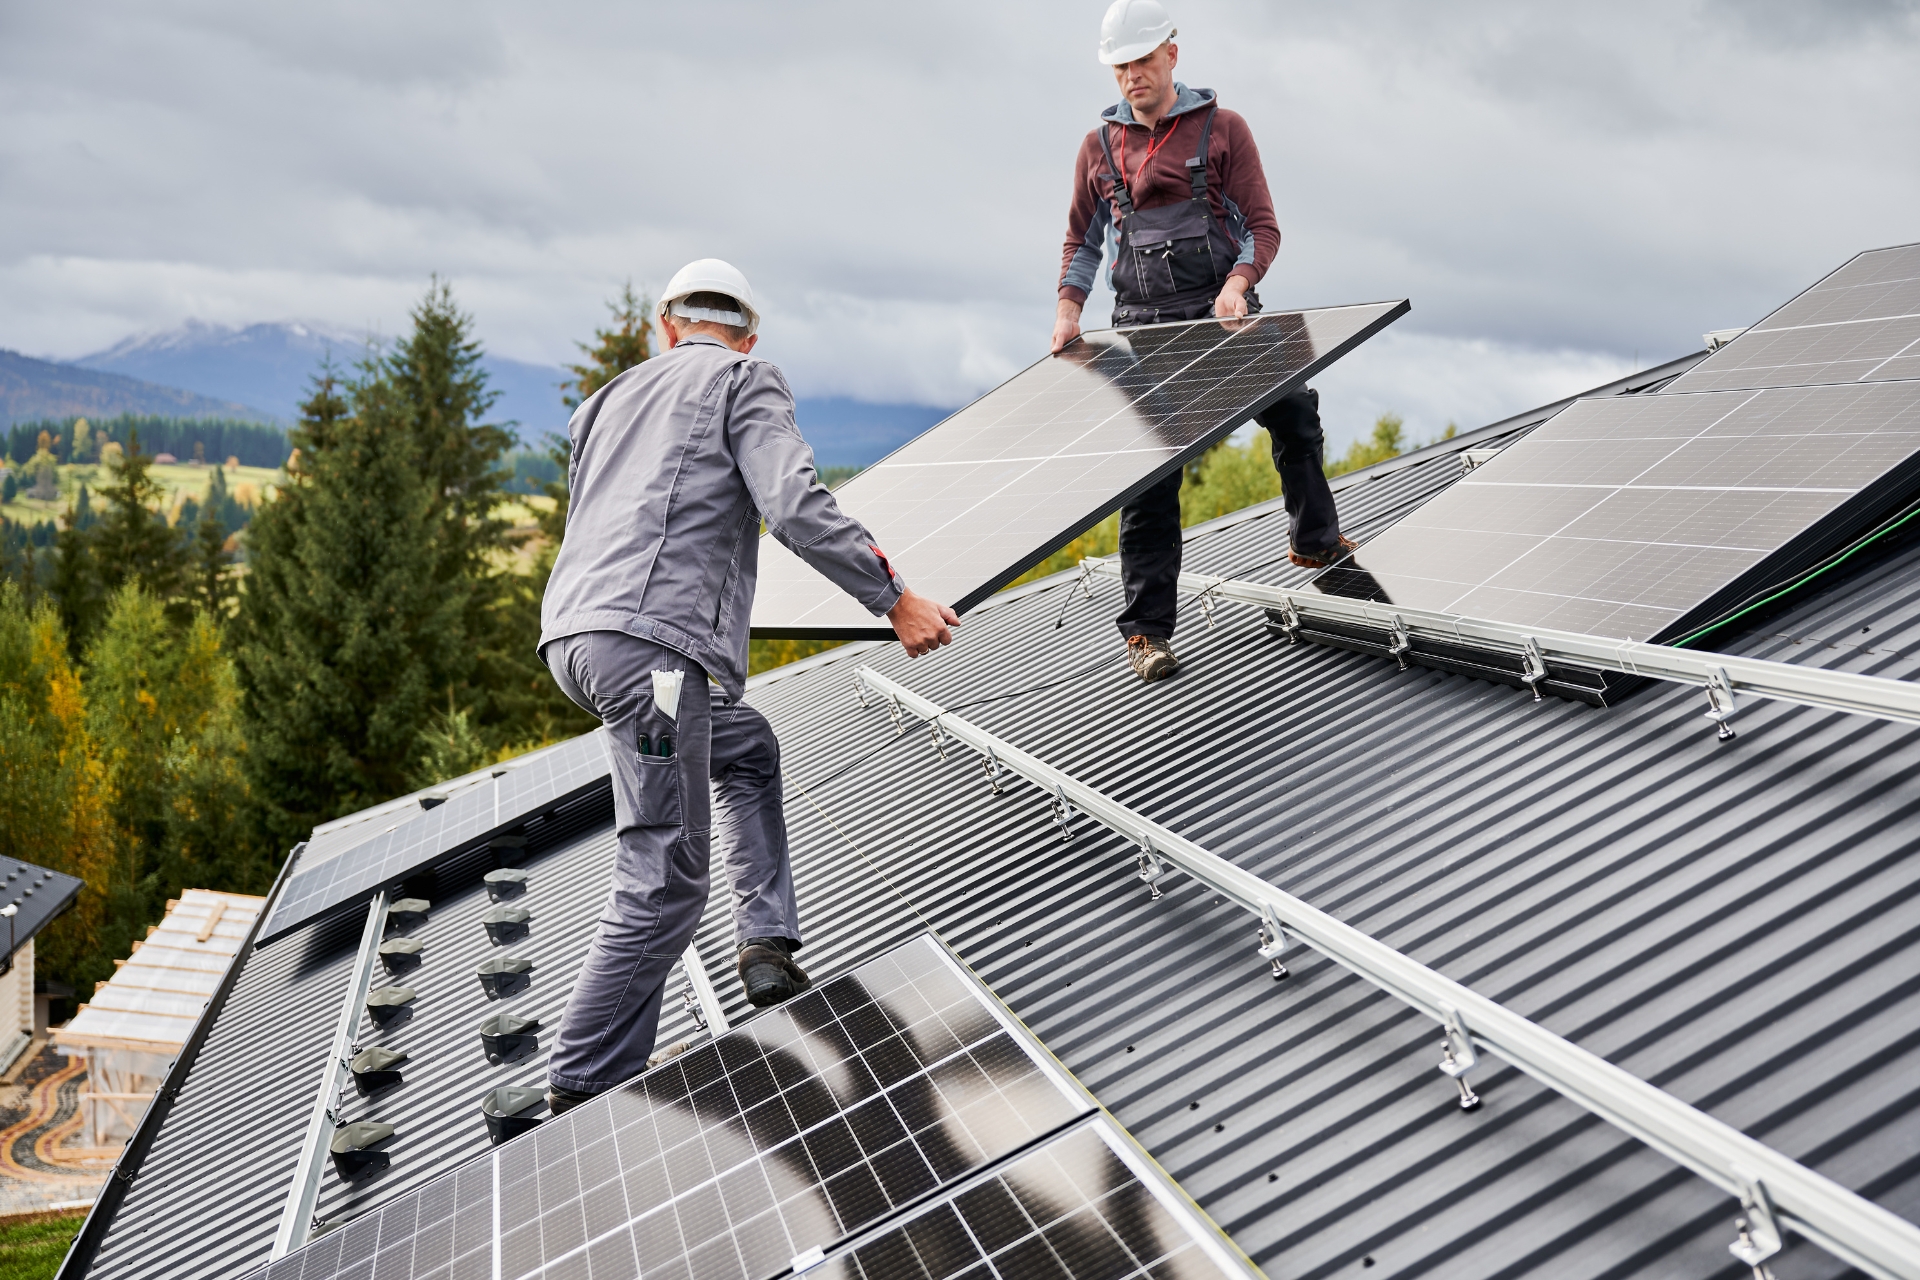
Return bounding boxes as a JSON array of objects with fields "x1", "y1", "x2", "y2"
[{"x1": 74, "y1": 371, "x2": 1920, "y2": 1280}]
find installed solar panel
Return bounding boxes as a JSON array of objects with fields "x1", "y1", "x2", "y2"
[
  {"x1": 1308, "y1": 377, "x2": 1920, "y2": 699},
  {"x1": 260, "y1": 731, "x2": 614, "y2": 944},
  {"x1": 1665, "y1": 242, "x2": 1920, "y2": 393},
  {"x1": 752, "y1": 302, "x2": 1407, "y2": 638},
  {"x1": 802, "y1": 1116, "x2": 1256, "y2": 1280},
  {"x1": 247, "y1": 934, "x2": 1256, "y2": 1280}
]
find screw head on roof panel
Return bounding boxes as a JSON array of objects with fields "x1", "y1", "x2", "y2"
[
  {"x1": 476, "y1": 955, "x2": 535, "y2": 999},
  {"x1": 366, "y1": 986, "x2": 417, "y2": 1027},
  {"x1": 350, "y1": 1046, "x2": 409, "y2": 1094},
  {"x1": 483, "y1": 867, "x2": 530, "y2": 902},
  {"x1": 482, "y1": 904, "x2": 531, "y2": 945},
  {"x1": 329, "y1": 1120, "x2": 395, "y2": 1180},
  {"x1": 481, "y1": 1085, "x2": 547, "y2": 1144}
]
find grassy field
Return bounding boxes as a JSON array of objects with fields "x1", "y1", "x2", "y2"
[
  {"x1": 0, "y1": 1212, "x2": 84, "y2": 1280},
  {"x1": 1, "y1": 461, "x2": 283, "y2": 528}
]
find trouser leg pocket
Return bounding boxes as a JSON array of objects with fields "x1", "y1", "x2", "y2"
[{"x1": 634, "y1": 754, "x2": 682, "y2": 827}]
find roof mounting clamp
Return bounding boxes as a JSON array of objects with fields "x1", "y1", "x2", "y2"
[
  {"x1": 1729, "y1": 1170, "x2": 1783, "y2": 1277},
  {"x1": 1520, "y1": 636, "x2": 1549, "y2": 702},
  {"x1": 1388, "y1": 616, "x2": 1412, "y2": 670},
  {"x1": 1256, "y1": 906, "x2": 1293, "y2": 980},
  {"x1": 1436, "y1": 1003, "x2": 1482, "y2": 1111},
  {"x1": 1135, "y1": 837, "x2": 1165, "y2": 901},
  {"x1": 983, "y1": 747, "x2": 1005, "y2": 795},
  {"x1": 1050, "y1": 784, "x2": 1075, "y2": 842},
  {"x1": 1704, "y1": 666, "x2": 1739, "y2": 741},
  {"x1": 886, "y1": 693, "x2": 905, "y2": 736},
  {"x1": 1199, "y1": 584, "x2": 1219, "y2": 630},
  {"x1": 1268, "y1": 599, "x2": 1302, "y2": 644},
  {"x1": 853, "y1": 673, "x2": 870, "y2": 709},
  {"x1": 681, "y1": 983, "x2": 708, "y2": 1031},
  {"x1": 928, "y1": 718, "x2": 949, "y2": 762}
]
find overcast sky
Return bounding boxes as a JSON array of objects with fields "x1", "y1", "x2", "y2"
[{"x1": 3, "y1": 0, "x2": 1916, "y2": 447}]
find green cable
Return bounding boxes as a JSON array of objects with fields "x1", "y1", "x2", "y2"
[{"x1": 1672, "y1": 498, "x2": 1920, "y2": 647}]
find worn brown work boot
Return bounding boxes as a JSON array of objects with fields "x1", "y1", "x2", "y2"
[
  {"x1": 1289, "y1": 535, "x2": 1359, "y2": 569},
  {"x1": 1126, "y1": 634, "x2": 1180, "y2": 683},
  {"x1": 546, "y1": 1082, "x2": 598, "y2": 1116},
  {"x1": 738, "y1": 937, "x2": 812, "y2": 1008}
]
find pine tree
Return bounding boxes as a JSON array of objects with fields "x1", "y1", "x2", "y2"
[
  {"x1": 192, "y1": 514, "x2": 234, "y2": 617},
  {"x1": 234, "y1": 368, "x2": 466, "y2": 849},
  {"x1": 383, "y1": 279, "x2": 514, "y2": 575},
  {"x1": 564, "y1": 281, "x2": 655, "y2": 409},
  {"x1": 92, "y1": 430, "x2": 190, "y2": 606}
]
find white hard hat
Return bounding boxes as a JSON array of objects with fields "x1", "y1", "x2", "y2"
[
  {"x1": 658, "y1": 258, "x2": 760, "y2": 334},
  {"x1": 1099, "y1": 0, "x2": 1176, "y2": 65}
]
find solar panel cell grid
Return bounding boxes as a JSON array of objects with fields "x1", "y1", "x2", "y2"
[
  {"x1": 752, "y1": 301, "x2": 1406, "y2": 637},
  {"x1": 261, "y1": 731, "x2": 613, "y2": 943},
  {"x1": 1664, "y1": 243, "x2": 1920, "y2": 393},
  {"x1": 1317, "y1": 378, "x2": 1920, "y2": 645},
  {"x1": 809, "y1": 1120, "x2": 1247, "y2": 1280}
]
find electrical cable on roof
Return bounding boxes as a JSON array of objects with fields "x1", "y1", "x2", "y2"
[{"x1": 1671, "y1": 493, "x2": 1920, "y2": 647}]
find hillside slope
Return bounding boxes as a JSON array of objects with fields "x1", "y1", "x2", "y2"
[{"x1": 0, "y1": 349, "x2": 270, "y2": 429}]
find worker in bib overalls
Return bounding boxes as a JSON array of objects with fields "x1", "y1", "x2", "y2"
[{"x1": 1053, "y1": 0, "x2": 1355, "y2": 683}]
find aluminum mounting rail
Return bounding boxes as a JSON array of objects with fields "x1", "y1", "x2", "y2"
[
  {"x1": 854, "y1": 664, "x2": 1920, "y2": 1280},
  {"x1": 271, "y1": 890, "x2": 389, "y2": 1260},
  {"x1": 1081, "y1": 559, "x2": 1920, "y2": 733}
]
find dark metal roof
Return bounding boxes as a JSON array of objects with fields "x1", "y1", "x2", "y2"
[
  {"x1": 0, "y1": 855, "x2": 83, "y2": 961},
  {"x1": 68, "y1": 355, "x2": 1920, "y2": 1279}
]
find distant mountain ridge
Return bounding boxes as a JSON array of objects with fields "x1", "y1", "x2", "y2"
[
  {"x1": 0, "y1": 347, "x2": 269, "y2": 429},
  {"x1": 74, "y1": 319, "x2": 575, "y2": 440},
  {"x1": 63, "y1": 320, "x2": 953, "y2": 465}
]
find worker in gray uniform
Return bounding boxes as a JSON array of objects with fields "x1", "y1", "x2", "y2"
[
  {"x1": 1054, "y1": 0, "x2": 1355, "y2": 683},
  {"x1": 538, "y1": 259, "x2": 959, "y2": 1113}
]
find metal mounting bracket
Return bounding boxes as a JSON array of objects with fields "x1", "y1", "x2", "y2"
[
  {"x1": 1520, "y1": 635, "x2": 1549, "y2": 702},
  {"x1": 1256, "y1": 905, "x2": 1293, "y2": 980},
  {"x1": 854, "y1": 674, "x2": 870, "y2": 709},
  {"x1": 1050, "y1": 785, "x2": 1075, "y2": 842},
  {"x1": 1704, "y1": 666, "x2": 1739, "y2": 741},
  {"x1": 1274, "y1": 598, "x2": 1302, "y2": 644},
  {"x1": 983, "y1": 747, "x2": 1005, "y2": 795},
  {"x1": 681, "y1": 983, "x2": 707, "y2": 1031},
  {"x1": 929, "y1": 718, "x2": 949, "y2": 762},
  {"x1": 1135, "y1": 836, "x2": 1165, "y2": 901},
  {"x1": 886, "y1": 693, "x2": 905, "y2": 736},
  {"x1": 1728, "y1": 1170, "x2": 1783, "y2": 1276},
  {"x1": 1199, "y1": 585, "x2": 1218, "y2": 629},
  {"x1": 1388, "y1": 615, "x2": 1413, "y2": 670},
  {"x1": 1436, "y1": 1003, "x2": 1482, "y2": 1110}
]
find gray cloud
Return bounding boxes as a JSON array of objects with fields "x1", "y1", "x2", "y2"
[{"x1": 1, "y1": 0, "x2": 1914, "y2": 448}]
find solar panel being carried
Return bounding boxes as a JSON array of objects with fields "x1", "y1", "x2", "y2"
[
  {"x1": 259, "y1": 731, "x2": 613, "y2": 944},
  {"x1": 245, "y1": 933, "x2": 1260, "y2": 1280},
  {"x1": 751, "y1": 302, "x2": 1407, "y2": 638},
  {"x1": 1301, "y1": 245, "x2": 1920, "y2": 703}
]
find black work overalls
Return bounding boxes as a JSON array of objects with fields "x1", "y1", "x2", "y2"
[{"x1": 1099, "y1": 104, "x2": 1343, "y2": 641}]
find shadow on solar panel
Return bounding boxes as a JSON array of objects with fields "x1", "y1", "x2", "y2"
[
  {"x1": 753, "y1": 301, "x2": 1408, "y2": 638},
  {"x1": 1294, "y1": 244, "x2": 1920, "y2": 705},
  {"x1": 248, "y1": 933, "x2": 1262, "y2": 1280}
]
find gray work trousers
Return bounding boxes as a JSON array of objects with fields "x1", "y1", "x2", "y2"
[{"x1": 541, "y1": 630, "x2": 799, "y2": 1094}]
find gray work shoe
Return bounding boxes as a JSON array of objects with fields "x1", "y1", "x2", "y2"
[
  {"x1": 546, "y1": 1083, "x2": 598, "y2": 1116},
  {"x1": 1289, "y1": 535, "x2": 1358, "y2": 569},
  {"x1": 1126, "y1": 635, "x2": 1180, "y2": 683},
  {"x1": 738, "y1": 937, "x2": 812, "y2": 1008}
]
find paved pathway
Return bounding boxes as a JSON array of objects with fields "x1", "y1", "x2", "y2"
[{"x1": 0, "y1": 1044, "x2": 109, "y2": 1216}]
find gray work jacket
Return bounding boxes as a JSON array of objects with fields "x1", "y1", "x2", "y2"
[{"x1": 538, "y1": 335, "x2": 904, "y2": 698}]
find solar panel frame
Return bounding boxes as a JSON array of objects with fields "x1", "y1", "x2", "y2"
[
  {"x1": 259, "y1": 731, "x2": 615, "y2": 944},
  {"x1": 248, "y1": 933, "x2": 1216, "y2": 1280},
  {"x1": 751, "y1": 300, "x2": 1409, "y2": 639}
]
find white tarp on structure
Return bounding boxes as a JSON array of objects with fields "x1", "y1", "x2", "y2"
[{"x1": 56, "y1": 889, "x2": 262, "y2": 1149}]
